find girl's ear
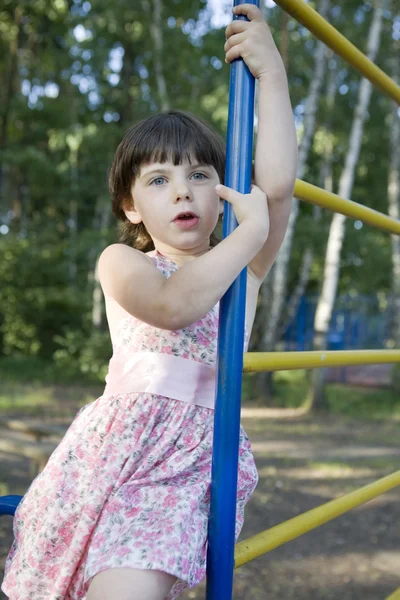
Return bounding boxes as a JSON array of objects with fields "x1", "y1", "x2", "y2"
[
  {"x1": 218, "y1": 197, "x2": 224, "y2": 215},
  {"x1": 123, "y1": 197, "x2": 142, "y2": 224}
]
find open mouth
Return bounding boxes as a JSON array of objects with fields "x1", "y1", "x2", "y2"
[
  {"x1": 173, "y1": 213, "x2": 200, "y2": 228},
  {"x1": 174, "y1": 212, "x2": 199, "y2": 221}
]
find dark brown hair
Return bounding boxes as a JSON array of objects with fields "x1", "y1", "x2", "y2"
[{"x1": 108, "y1": 110, "x2": 226, "y2": 251}]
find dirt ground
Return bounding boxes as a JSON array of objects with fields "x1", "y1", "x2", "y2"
[{"x1": 0, "y1": 399, "x2": 399, "y2": 600}]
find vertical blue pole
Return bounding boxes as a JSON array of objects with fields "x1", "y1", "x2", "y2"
[{"x1": 206, "y1": 1, "x2": 258, "y2": 599}]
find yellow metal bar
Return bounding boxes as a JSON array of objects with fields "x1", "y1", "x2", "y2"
[
  {"x1": 386, "y1": 588, "x2": 400, "y2": 600},
  {"x1": 274, "y1": 0, "x2": 400, "y2": 105},
  {"x1": 294, "y1": 180, "x2": 400, "y2": 236},
  {"x1": 235, "y1": 470, "x2": 400, "y2": 568},
  {"x1": 243, "y1": 349, "x2": 400, "y2": 372}
]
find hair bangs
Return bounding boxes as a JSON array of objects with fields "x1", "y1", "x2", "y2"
[{"x1": 131, "y1": 112, "x2": 225, "y2": 180}]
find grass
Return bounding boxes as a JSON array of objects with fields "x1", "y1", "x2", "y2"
[
  {"x1": 0, "y1": 384, "x2": 99, "y2": 417},
  {"x1": 0, "y1": 483, "x2": 10, "y2": 497},
  {"x1": 326, "y1": 384, "x2": 400, "y2": 419},
  {"x1": 242, "y1": 369, "x2": 400, "y2": 420},
  {"x1": 0, "y1": 358, "x2": 399, "y2": 420},
  {"x1": 0, "y1": 386, "x2": 53, "y2": 412}
]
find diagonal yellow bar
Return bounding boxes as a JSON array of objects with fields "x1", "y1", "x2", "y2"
[
  {"x1": 294, "y1": 180, "x2": 400, "y2": 235},
  {"x1": 234, "y1": 470, "x2": 400, "y2": 568},
  {"x1": 386, "y1": 589, "x2": 400, "y2": 600},
  {"x1": 274, "y1": 0, "x2": 400, "y2": 105},
  {"x1": 243, "y1": 349, "x2": 400, "y2": 372}
]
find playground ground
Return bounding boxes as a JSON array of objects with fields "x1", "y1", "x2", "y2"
[{"x1": 0, "y1": 385, "x2": 399, "y2": 599}]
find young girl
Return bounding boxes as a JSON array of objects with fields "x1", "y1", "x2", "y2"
[{"x1": 1, "y1": 4, "x2": 297, "y2": 600}]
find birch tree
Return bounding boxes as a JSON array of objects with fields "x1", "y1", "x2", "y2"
[
  {"x1": 253, "y1": 0, "x2": 331, "y2": 399},
  {"x1": 387, "y1": 32, "x2": 400, "y2": 390},
  {"x1": 0, "y1": 6, "x2": 22, "y2": 203},
  {"x1": 142, "y1": 0, "x2": 170, "y2": 111},
  {"x1": 312, "y1": 0, "x2": 385, "y2": 408},
  {"x1": 279, "y1": 49, "x2": 339, "y2": 339}
]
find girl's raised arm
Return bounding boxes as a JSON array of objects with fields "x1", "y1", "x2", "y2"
[{"x1": 99, "y1": 222, "x2": 267, "y2": 331}]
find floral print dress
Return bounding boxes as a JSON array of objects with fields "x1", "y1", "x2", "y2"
[{"x1": 1, "y1": 249, "x2": 259, "y2": 600}]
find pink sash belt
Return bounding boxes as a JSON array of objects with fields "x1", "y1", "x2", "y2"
[{"x1": 103, "y1": 351, "x2": 217, "y2": 409}]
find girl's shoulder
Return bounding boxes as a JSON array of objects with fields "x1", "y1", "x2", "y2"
[
  {"x1": 98, "y1": 245, "x2": 175, "y2": 330},
  {"x1": 100, "y1": 243, "x2": 155, "y2": 266}
]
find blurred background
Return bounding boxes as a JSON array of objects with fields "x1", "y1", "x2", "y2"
[
  {"x1": 0, "y1": 1, "x2": 399, "y2": 598},
  {"x1": 0, "y1": 0, "x2": 399, "y2": 409}
]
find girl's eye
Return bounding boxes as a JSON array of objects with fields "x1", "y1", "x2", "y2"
[
  {"x1": 149, "y1": 172, "x2": 207, "y2": 185},
  {"x1": 150, "y1": 177, "x2": 166, "y2": 186}
]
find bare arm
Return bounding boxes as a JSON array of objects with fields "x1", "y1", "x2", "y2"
[
  {"x1": 249, "y1": 75, "x2": 298, "y2": 282},
  {"x1": 166, "y1": 220, "x2": 266, "y2": 329},
  {"x1": 99, "y1": 221, "x2": 267, "y2": 331}
]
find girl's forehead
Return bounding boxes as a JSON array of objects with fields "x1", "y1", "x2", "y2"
[{"x1": 139, "y1": 160, "x2": 214, "y2": 176}]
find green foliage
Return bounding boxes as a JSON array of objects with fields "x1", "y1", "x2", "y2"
[
  {"x1": 0, "y1": 232, "x2": 87, "y2": 357},
  {"x1": 53, "y1": 329, "x2": 111, "y2": 381},
  {"x1": 0, "y1": 355, "x2": 77, "y2": 384},
  {"x1": 0, "y1": 0, "x2": 398, "y2": 401}
]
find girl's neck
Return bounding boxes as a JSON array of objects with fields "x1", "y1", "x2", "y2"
[{"x1": 152, "y1": 246, "x2": 211, "y2": 267}]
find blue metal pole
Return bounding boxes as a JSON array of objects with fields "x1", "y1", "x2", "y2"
[
  {"x1": 0, "y1": 495, "x2": 22, "y2": 516},
  {"x1": 206, "y1": 1, "x2": 258, "y2": 599}
]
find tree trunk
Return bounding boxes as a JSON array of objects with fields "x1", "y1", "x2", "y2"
[
  {"x1": 254, "y1": 0, "x2": 331, "y2": 405},
  {"x1": 66, "y1": 130, "x2": 82, "y2": 284},
  {"x1": 259, "y1": 0, "x2": 331, "y2": 357},
  {"x1": 119, "y1": 42, "x2": 136, "y2": 127},
  {"x1": 387, "y1": 34, "x2": 400, "y2": 390},
  {"x1": 280, "y1": 10, "x2": 289, "y2": 73},
  {"x1": 311, "y1": 0, "x2": 384, "y2": 410},
  {"x1": 0, "y1": 6, "x2": 22, "y2": 206},
  {"x1": 279, "y1": 48, "x2": 338, "y2": 340},
  {"x1": 253, "y1": 267, "x2": 276, "y2": 402},
  {"x1": 142, "y1": 0, "x2": 170, "y2": 111}
]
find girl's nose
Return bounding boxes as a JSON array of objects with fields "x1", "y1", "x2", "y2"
[
  {"x1": 176, "y1": 193, "x2": 192, "y2": 201},
  {"x1": 174, "y1": 183, "x2": 193, "y2": 201}
]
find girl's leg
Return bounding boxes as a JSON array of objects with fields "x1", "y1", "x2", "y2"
[{"x1": 86, "y1": 567, "x2": 177, "y2": 600}]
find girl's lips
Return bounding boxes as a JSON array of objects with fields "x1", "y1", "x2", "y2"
[{"x1": 173, "y1": 216, "x2": 200, "y2": 229}]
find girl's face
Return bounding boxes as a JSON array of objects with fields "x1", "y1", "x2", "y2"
[{"x1": 125, "y1": 159, "x2": 224, "y2": 259}]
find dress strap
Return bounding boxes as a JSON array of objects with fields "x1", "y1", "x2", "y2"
[{"x1": 103, "y1": 351, "x2": 216, "y2": 409}]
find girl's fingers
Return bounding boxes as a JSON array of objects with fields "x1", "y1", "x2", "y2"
[
  {"x1": 225, "y1": 19, "x2": 250, "y2": 40},
  {"x1": 224, "y1": 31, "x2": 247, "y2": 53},
  {"x1": 232, "y1": 4, "x2": 263, "y2": 21}
]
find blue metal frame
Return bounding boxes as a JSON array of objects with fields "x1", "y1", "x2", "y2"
[
  {"x1": 206, "y1": 1, "x2": 258, "y2": 599},
  {"x1": 0, "y1": 495, "x2": 22, "y2": 516}
]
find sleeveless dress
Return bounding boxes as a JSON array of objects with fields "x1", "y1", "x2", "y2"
[{"x1": 1, "y1": 249, "x2": 259, "y2": 600}]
